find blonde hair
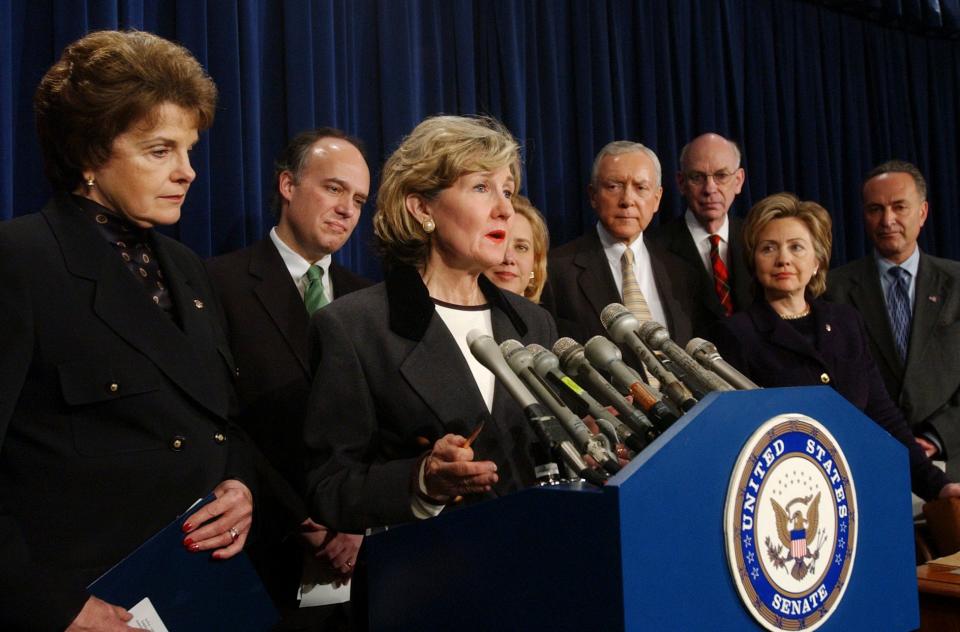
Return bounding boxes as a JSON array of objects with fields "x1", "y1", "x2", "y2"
[
  {"x1": 742, "y1": 192, "x2": 833, "y2": 297},
  {"x1": 374, "y1": 115, "x2": 521, "y2": 267},
  {"x1": 511, "y1": 194, "x2": 550, "y2": 303}
]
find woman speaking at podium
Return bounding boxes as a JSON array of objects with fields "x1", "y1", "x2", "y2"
[
  {"x1": 0, "y1": 31, "x2": 256, "y2": 630},
  {"x1": 710, "y1": 193, "x2": 960, "y2": 501},
  {"x1": 304, "y1": 115, "x2": 556, "y2": 532}
]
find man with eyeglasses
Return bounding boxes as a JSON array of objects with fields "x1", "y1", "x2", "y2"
[
  {"x1": 544, "y1": 140, "x2": 705, "y2": 371},
  {"x1": 826, "y1": 160, "x2": 960, "y2": 481},
  {"x1": 652, "y1": 133, "x2": 753, "y2": 320}
]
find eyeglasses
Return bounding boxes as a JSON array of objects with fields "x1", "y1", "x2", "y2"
[{"x1": 684, "y1": 170, "x2": 737, "y2": 186}]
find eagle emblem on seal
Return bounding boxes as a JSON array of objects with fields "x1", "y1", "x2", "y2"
[{"x1": 765, "y1": 492, "x2": 827, "y2": 580}]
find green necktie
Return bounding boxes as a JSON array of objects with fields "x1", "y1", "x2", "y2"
[{"x1": 304, "y1": 265, "x2": 329, "y2": 315}]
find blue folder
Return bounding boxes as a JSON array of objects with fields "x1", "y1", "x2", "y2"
[{"x1": 88, "y1": 493, "x2": 278, "y2": 631}]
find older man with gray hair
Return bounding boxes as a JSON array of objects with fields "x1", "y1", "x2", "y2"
[{"x1": 544, "y1": 141, "x2": 705, "y2": 367}]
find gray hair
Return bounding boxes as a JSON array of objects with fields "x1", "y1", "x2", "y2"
[
  {"x1": 865, "y1": 160, "x2": 927, "y2": 201},
  {"x1": 591, "y1": 140, "x2": 662, "y2": 186}
]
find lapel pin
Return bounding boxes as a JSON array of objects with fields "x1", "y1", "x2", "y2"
[
  {"x1": 929, "y1": 295, "x2": 939, "y2": 303},
  {"x1": 194, "y1": 299, "x2": 204, "y2": 309},
  {"x1": 825, "y1": 323, "x2": 832, "y2": 332}
]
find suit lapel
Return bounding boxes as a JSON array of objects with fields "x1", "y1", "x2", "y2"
[
  {"x1": 44, "y1": 199, "x2": 228, "y2": 419},
  {"x1": 844, "y1": 257, "x2": 903, "y2": 379},
  {"x1": 907, "y1": 254, "x2": 946, "y2": 372},
  {"x1": 574, "y1": 231, "x2": 621, "y2": 322},
  {"x1": 399, "y1": 316, "x2": 489, "y2": 433},
  {"x1": 250, "y1": 240, "x2": 310, "y2": 373}
]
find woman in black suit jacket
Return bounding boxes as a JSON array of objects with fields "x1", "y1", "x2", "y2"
[
  {"x1": 0, "y1": 31, "x2": 255, "y2": 631},
  {"x1": 710, "y1": 193, "x2": 959, "y2": 501},
  {"x1": 304, "y1": 116, "x2": 557, "y2": 533}
]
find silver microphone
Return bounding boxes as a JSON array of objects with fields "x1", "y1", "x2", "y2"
[
  {"x1": 685, "y1": 337, "x2": 760, "y2": 391},
  {"x1": 599, "y1": 303, "x2": 697, "y2": 411},
  {"x1": 638, "y1": 320, "x2": 735, "y2": 394}
]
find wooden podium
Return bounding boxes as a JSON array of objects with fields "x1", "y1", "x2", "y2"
[{"x1": 359, "y1": 387, "x2": 919, "y2": 630}]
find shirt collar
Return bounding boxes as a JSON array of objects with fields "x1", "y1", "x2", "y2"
[
  {"x1": 596, "y1": 221, "x2": 646, "y2": 260},
  {"x1": 684, "y1": 208, "x2": 729, "y2": 243},
  {"x1": 269, "y1": 226, "x2": 332, "y2": 281},
  {"x1": 874, "y1": 245, "x2": 920, "y2": 278}
]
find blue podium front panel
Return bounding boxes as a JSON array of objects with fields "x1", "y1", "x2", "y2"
[{"x1": 364, "y1": 387, "x2": 919, "y2": 631}]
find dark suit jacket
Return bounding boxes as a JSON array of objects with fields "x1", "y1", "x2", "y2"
[
  {"x1": 206, "y1": 237, "x2": 372, "y2": 605},
  {"x1": 542, "y1": 229, "x2": 706, "y2": 367},
  {"x1": 709, "y1": 298, "x2": 949, "y2": 500},
  {"x1": 304, "y1": 265, "x2": 558, "y2": 532},
  {"x1": 0, "y1": 196, "x2": 254, "y2": 631},
  {"x1": 650, "y1": 214, "x2": 754, "y2": 319},
  {"x1": 826, "y1": 253, "x2": 960, "y2": 479}
]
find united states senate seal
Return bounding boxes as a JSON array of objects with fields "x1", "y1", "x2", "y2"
[{"x1": 724, "y1": 414, "x2": 857, "y2": 631}]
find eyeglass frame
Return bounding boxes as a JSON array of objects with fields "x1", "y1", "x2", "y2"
[{"x1": 683, "y1": 169, "x2": 741, "y2": 186}]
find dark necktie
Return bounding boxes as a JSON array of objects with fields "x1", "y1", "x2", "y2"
[
  {"x1": 709, "y1": 234, "x2": 733, "y2": 316},
  {"x1": 304, "y1": 265, "x2": 329, "y2": 315},
  {"x1": 886, "y1": 266, "x2": 911, "y2": 362}
]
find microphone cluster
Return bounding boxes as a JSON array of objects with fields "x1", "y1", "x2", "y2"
[{"x1": 466, "y1": 303, "x2": 757, "y2": 488}]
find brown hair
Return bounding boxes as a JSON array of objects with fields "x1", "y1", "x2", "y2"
[
  {"x1": 742, "y1": 192, "x2": 833, "y2": 297},
  {"x1": 511, "y1": 194, "x2": 550, "y2": 303},
  {"x1": 34, "y1": 30, "x2": 218, "y2": 191},
  {"x1": 373, "y1": 115, "x2": 521, "y2": 267},
  {"x1": 271, "y1": 127, "x2": 366, "y2": 216}
]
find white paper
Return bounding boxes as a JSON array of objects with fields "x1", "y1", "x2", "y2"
[
  {"x1": 297, "y1": 555, "x2": 351, "y2": 608},
  {"x1": 127, "y1": 597, "x2": 170, "y2": 632}
]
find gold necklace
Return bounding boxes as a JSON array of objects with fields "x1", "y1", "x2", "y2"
[{"x1": 779, "y1": 307, "x2": 811, "y2": 320}]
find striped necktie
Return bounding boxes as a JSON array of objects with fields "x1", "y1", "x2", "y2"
[
  {"x1": 886, "y1": 266, "x2": 911, "y2": 362},
  {"x1": 620, "y1": 248, "x2": 659, "y2": 387},
  {"x1": 304, "y1": 265, "x2": 329, "y2": 315},
  {"x1": 620, "y1": 248, "x2": 652, "y2": 322},
  {"x1": 709, "y1": 234, "x2": 734, "y2": 316}
]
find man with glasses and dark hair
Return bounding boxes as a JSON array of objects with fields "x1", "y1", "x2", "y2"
[
  {"x1": 652, "y1": 133, "x2": 753, "y2": 320},
  {"x1": 826, "y1": 160, "x2": 960, "y2": 482}
]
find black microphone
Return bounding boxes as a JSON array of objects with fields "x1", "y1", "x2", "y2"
[
  {"x1": 685, "y1": 337, "x2": 760, "y2": 391},
  {"x1": 638, "y1": 320, "x2": 735, "y2": 394},
  {"x1": 467, "y1": 331, "x2": 605, "y2": 485},
  {"x1": 600, "y1": 303, "x2": 698, "y2": 411},
  {"x1": 582, "y1": 335, "x2": 678, "y2": 432},
  {"x1": 501, "y1": 340, "x2": 621, "y2": 475},
  {"x1": 551, "y1": 337, "x2": 657, "y2": 442},
  {"x1": 527, "y1": 344, "x2": 647, "y2": 453}
]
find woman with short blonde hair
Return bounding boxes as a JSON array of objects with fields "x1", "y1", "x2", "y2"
[{"x1": 305, "y1": 115, "x2": 557, "y2": 531}]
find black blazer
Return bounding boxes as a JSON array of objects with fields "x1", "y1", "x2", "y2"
[
  {"x1": 0, "y1": 196, "x2": 254, "y2": 631},
  {"x1": 542, "y1": 229, "x2": 706, "y2": 365},
  {"x1": 206, "y1": 237, "x2": 372, "y2": 605},
  {"x1": 304, "y1": 265, "x2": 558, "y2": 532},
  {"x1": 826, "y1": 253, "x2": 960, "y2": 479},
  {"x1": 709, "y1": 298, "x2": 949, "y2": 500},
  {"x1": 207, "y1": 237, "x2": 372, "y2": 498},
  {"x1": 649, "y1": 214, "x2": 754, "y2": 319}
]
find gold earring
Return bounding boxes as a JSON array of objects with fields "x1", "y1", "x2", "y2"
[
  {"x1": 85, "y1": 176, "x2": 95, "y2": 187},
  {"x1": 422, "y1": 218, "x2": 435, "y2": 233},
  {"x1": 529, "y1": 272, "x2": 535, "y2": 280}
]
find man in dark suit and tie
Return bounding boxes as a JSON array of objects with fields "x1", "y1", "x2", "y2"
[
  {"x1": 826, "y1": 160, "x2": 960, "y2": 480},
  {"x1": 544, "y1": 140, "x2": 704, "y2": 358},
  {"x1": 651, "y1": 133, "x2": 753, "y2": 320},
  {"x1": 208, "y1": 128, "x2": 373, "y2": 630}
]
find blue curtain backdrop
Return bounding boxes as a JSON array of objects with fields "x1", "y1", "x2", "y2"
[{"x1": 2, "y1": 0, "x2": 959, "y2": 281}]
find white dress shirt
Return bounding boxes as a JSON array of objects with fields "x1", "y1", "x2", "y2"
[{"x1": 596, "y1": 222, "x2": 669, "y2": 334}]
